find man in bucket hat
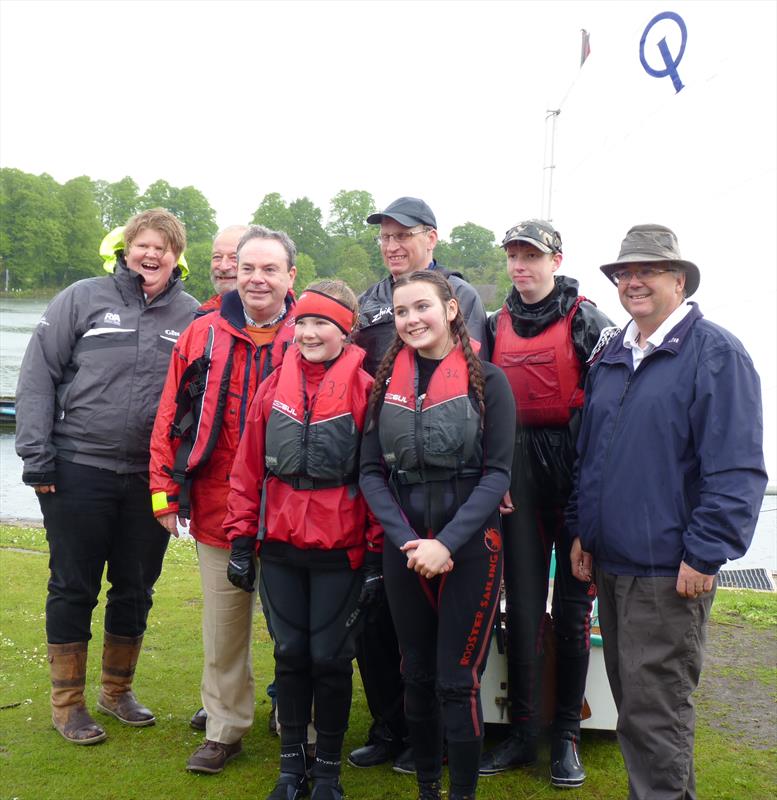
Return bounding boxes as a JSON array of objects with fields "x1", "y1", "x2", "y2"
[{"x1": 567, "y1": 224, "x2": 767, "y2": 799}]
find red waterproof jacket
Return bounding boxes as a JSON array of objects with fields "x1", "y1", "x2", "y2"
[
  {"x1": 224, "y1": 343, "x2": 383, "y2": 569},
  {"x1": 149, "y1": 290, "x2": 295, "y2": 548}
]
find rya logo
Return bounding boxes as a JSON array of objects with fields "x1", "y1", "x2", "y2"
[{"x1": 104, "y1": 311, "x2": 121, "y2": 325}]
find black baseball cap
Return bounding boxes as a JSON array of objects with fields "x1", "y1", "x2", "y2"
[{"x1": 366, "y1": 197, "x2": 437, "y2": 228}]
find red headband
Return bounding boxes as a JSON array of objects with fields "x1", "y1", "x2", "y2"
[{"x1": 294, "y1": 289, "x2": 354, "y2": 334}]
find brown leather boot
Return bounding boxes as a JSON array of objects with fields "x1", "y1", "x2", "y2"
[
  {"x1": 96, "y1": 632, "x2": 155, "y2": 727},
  {"x1": 48, "y1": 642, "x2": 107, "y2": 745}
]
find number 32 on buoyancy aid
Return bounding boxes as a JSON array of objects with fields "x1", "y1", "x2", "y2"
[
  {"x1": 491, "y1": 298, "x2": 584, "y2": 427},
  {"x1": 260, "y1": 344, "x2": 365, "y2": 536}
]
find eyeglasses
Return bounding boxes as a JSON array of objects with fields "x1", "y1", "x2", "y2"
[
  {"x1": 375, "y1": 228, "x2": 428, "y2": 246},
  {"x1": 611, "y1": 266, "x2": 678, "y2": 285},
  {"x1": 211, "y1": 253, "x2": 238, "y2": 265}
]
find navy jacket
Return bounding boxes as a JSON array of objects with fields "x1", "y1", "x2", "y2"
[{"x1": 566, "y1": 303, "x2": 767, "y2": 576}]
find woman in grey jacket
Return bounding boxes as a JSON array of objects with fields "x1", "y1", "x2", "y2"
[{"x1": 15, "y1": 208, "x2": 199, "y2": 745}]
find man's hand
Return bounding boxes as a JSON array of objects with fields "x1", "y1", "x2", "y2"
[
  {"x1": 157, "y1": 512, "x2": 180, "y2": 538},
  {"x1": 571, "y1": 536, "x2": 593, "y2": 583},
  {"x1": 227, "y1": 536, "x2": 257, "y2": 592},
  {"x1": 499, "y1": 490, "x2": 515, "y2": 516},
  {"x1": 401, "y1": 539, "x2": 453, "y2": 578},
  {"x1": 676, "y1": 561, "x2": 715, "y2": 599},
  {"x1": 33, "y1": 484, "x2": 56, "y2": 494}
]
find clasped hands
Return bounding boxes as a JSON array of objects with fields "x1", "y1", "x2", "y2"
[{"x1": 400, "y1": 539, "x2": 453, "y2": 579}]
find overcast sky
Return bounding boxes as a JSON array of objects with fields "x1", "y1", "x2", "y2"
[{"x1": 2, "y1": 0, "x2": 775, "y2": 474}]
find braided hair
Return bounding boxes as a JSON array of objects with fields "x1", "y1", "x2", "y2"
[{"x1": 367, "y1": 270, "x2": 486, "y2": 423}]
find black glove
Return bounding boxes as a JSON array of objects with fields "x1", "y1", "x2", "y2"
[
  {"x1": 227, "y1": 536, "x2": 257, "y2": 592},
  {"x1": 357, "y1": 550, "x2": 384, "y2": 609}
]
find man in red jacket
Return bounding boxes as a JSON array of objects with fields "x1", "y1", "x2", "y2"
[{"x1": 150, "y1": 225, "x2": 297, "y2": 774}]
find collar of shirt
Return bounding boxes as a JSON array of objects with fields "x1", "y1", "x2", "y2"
[{"x1": 623, "y1": 302, "x2": 693, "y2": 370}]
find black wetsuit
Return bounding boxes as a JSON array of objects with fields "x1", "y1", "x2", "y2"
[
  {"x1": 360, "y1": 356, "x2": 515, "y2": 795},
  {"x1": 488, "y1": 277, "x2": 616, "y2": 737}
]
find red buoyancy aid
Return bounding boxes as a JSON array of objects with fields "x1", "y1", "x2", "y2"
[
  {"x1": 491, "y1": 297, "x2": 584, "y2": 427},
  {"x1": 264, "y1": 343, "x2": 367, "y2": 487},
  {"x1": 379, "y1": 344, "x2": 482, "y2": 478}
]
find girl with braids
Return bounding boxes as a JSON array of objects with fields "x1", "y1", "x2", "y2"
[
  {"x1": 224, "y1": 280, "x2": 383, "y2": 800},
  {"x1": 359, "y1": 271, "x2": 516, "y2": 800}
]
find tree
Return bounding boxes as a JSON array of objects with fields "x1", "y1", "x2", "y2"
[
  {"x1": 448, "y1": 222, "x2": 498, "y2": 271},
  {"x1": 326, "y1": 190, "x2": 376, "y2": 240},
  {"x1": 287, "y1": 197, "x2": 328, "y2": 265},
  {"x1": 293, "y1": 253, "x2": 317, "y2": 292},
  {"x1": 139, "y1": 179, "x2": 175, "y2": 211},
  {"x1": 174, "y1": 185, "x2": 217, "y2": 244},
  {"x1": 181, "y1": 240, "x2": 213, "y2": 303},
  {"x1": 0, "y1": 169, "x2": 67, "y2": 289},
  {"x1": 332, "y1": 242, "x2": 374, "y2": 295},
  {"x1": 94, "y1": 176, "x2": 139, "y2": 230},
  {"x1": 251, "y1": 192, "x2": 293, "y2": 233},
  {"x1": 138, "y1": 180, "x2": 217, "y2": 246},
  {"x1": 59, "y1": 176, "x2": 104, "y2": 283}
]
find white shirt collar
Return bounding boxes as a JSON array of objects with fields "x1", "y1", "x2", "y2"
[{"x1": 623, "y1": 302, "x2": 693, "y2": 369}]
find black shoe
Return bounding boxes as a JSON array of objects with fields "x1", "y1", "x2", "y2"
[
  {"x1": 392, "y1": 746, "x2": 415, "y2": 774},
  {"x1": 269, "y1": 697, "x2": 278, "y2": 734},
  {"x1": 348, "y1": 739, "x2": 395, "y2": 768},
  {"x1": 190, "y1": 706, "x2": 207, "y2": 731},
  {"x1": 479, "y1": 732, "x2": 538, "y2": 776},
  {"x1": 418, "y1": 780, "x2": 441, "y2": 800},
  {"x1": 267, "y1": 773, "x2": 309, "y2": 800},
  {"x1": 310, "y1": 778, "x2": 344, "y2": 800},
  {"x1": 550, "y1": 731, "x2": 585, "y2": 789}
]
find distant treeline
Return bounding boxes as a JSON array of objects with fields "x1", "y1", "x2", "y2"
[{"x1": 0, "y1": 169, "x2": 510, "y2": 306}]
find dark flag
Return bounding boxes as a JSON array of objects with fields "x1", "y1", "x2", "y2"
[{"x1": 580, "y1": 29, "x2": 591, "y2": 67}]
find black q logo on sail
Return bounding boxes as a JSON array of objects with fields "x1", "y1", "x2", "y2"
[{"x1": 640, "y1": 11, "x2": 688, "y2": 94}]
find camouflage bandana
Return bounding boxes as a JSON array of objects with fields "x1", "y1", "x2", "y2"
[{"x1": 502, "y1": 220, "x2": 562, "y2": 254}]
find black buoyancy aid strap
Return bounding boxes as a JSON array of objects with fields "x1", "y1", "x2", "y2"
[
  {"x1": 170, "y1": 332, "x2": 236, "y2": 518},
  {"x1": 171, "y1": 325, "x2": 216, "y2": 442}
]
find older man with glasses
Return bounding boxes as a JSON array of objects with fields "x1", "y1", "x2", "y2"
[
  {"x1": 566, "y1": 224, "x2": 767, "y2": 800},
  {"x1": 348, "y1": 197, "x2": 489, "y2": 774}
]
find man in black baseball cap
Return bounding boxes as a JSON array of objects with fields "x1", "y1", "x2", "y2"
[{"x1": 348, "y1": 197, "x2": 489, "y2": 774}]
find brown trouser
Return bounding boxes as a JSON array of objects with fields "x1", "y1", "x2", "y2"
[{"x1": 596, "y1": 569, "x2": 715, "y2": 800}]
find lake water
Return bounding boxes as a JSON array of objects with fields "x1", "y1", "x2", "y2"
[{"x1": 1, "y1": 296, "x2": 775, "y2": 571}]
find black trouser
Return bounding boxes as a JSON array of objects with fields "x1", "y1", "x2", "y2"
[
  {"x1": 502, "y1": 479, "x2": 594, "y2": 736},
  {"x1": 39, "y1": 460, "x2": 170, "y2": 644},
  {"x1": 260, "y1": 559, "x2": 362, "y2": 758},
  {"x1": 354, "y1": 594, "x2": 406, "y2": 745},
  {"x1": 384, "y1": 516, "x2": 503, "y2": 794}
]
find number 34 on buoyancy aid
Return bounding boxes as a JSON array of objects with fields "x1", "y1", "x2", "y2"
[
  {"x1": 491, "y1": 297, "x2": 584, "y2": 428},
  {"x1": 378, "y1": 344, "x2": 483, "y2": 484},
  {"x1": 260, "y1": 343, "x2": 366, "y2": 537}
]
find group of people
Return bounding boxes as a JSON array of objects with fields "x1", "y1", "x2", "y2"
[{"x1": 16, "y1": 198, "x2": 766, "y2": 800}]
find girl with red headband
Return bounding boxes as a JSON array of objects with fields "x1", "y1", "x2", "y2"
[{"x1": 224, "y1": 280, "x2": 382, "y2": 800}]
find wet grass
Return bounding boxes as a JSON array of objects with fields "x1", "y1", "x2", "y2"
[{"x1": 1, "y1": 524, "x2": 775, "y2": 799}]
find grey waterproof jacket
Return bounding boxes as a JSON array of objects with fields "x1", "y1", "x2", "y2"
[
  {"x1": 16, "y1": 260, "x2": 199, "y2": 484},
  {"x1": 354, "y1": 261, "x2": 489, "y2": 376}
]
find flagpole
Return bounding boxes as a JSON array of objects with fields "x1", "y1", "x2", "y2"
[
  {"x1": 541, "y1": 109, "x2": 560, "y2": 221},
  {"x1": 541, "y1": 29, "x2": 591, "y2": 221}
]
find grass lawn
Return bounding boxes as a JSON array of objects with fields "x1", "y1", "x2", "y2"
[{"x1": 1, "y1": 523, "x2": 775, "y2": 800}]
